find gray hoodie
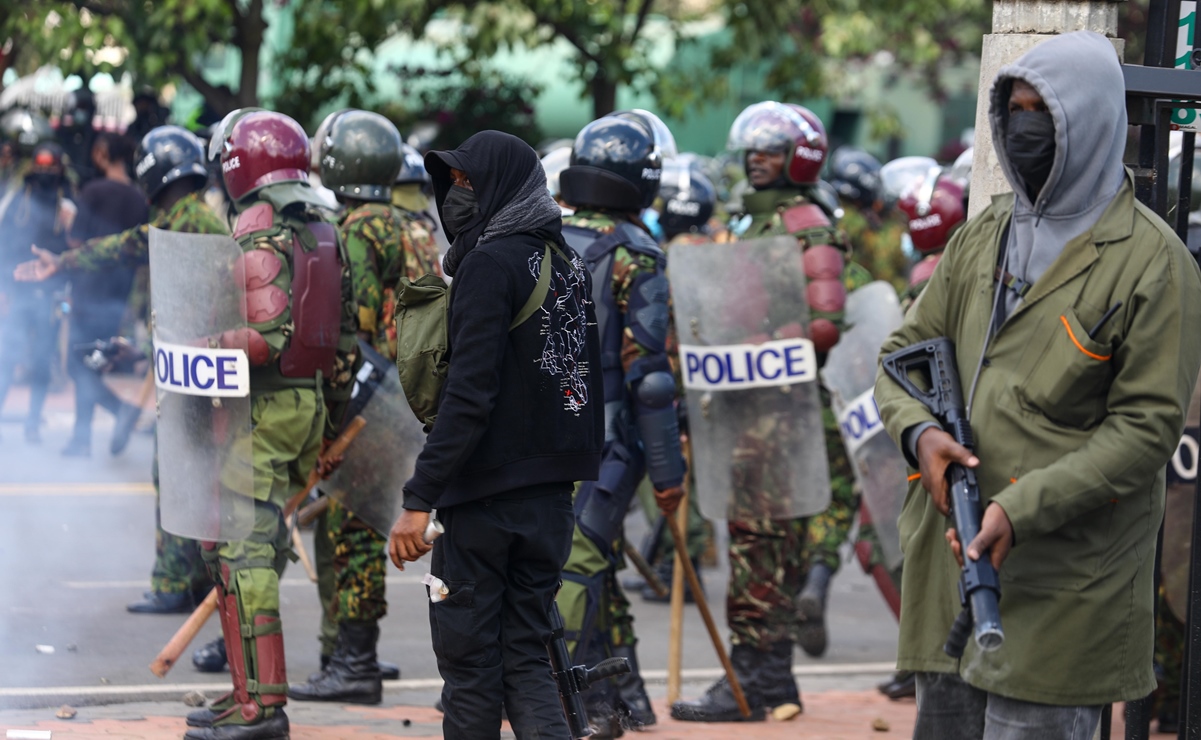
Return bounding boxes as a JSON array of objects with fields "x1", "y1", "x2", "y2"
[{"x1": 989, "y1": 31, "x2": 1127, "y2": 316}]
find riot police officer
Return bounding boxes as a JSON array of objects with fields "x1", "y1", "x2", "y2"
[
  {"x1": 289, "y1": 109, "x2": 440, "y2": 705},
  {"x1": 827, "y1": 147, "x2": 908, "y2": 292},
  {"x1": 180, "y1": 109, "x2": 359, "y2": 740},
  {"x1": 556, "y1": 110, "x2": 686, "y2": 736},
  {"x1": 672, "y1": 102, "x2": 871, "y2": 723}
]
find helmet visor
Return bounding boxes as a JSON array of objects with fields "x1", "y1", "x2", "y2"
[
  {"x1": 880, "y1": 156, "x2": 942, "y2": 209},
  {"x1": 207, "y1": 109, "x2": 244, "y2": 162},
  {"x1": 726, "y1": 102, "x2": 821, "y2": 154}
]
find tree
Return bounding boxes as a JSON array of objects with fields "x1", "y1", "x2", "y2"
[
  {"x1": 401, "y1": 1, "x2": 665, "y2": 120},
  {"x1": 4, "y1": 0, "x2": 418, "y2": 126}
]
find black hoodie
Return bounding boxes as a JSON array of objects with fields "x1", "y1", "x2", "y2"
[{"x1": 402, "y1": 132, "x2": 603, "y2": 511}]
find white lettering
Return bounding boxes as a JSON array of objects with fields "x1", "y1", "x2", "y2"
[
  {"x1": 909, "y1": 213, "x2": 944, "y2": 232},
  {"x1": 794, "y1": 146, "x2": 824, "y2": 162},
  {"x1": 666, "y1": 200, "x2": 701, "y2": 217},
  {"x1": 1172, "y1": 432, "x2": 1199, "y2": 482},
  {"x1": 679, "y1": 338, "x2": 817, "y2": 391},
  {"x1": 222, "y1": 156, "x2": 241, "y2": 174},
  {"x1": 135, "y1": 153, "x2": 157, "y2": 178},
  {"x1": 642, "y1": 167, "x2": 661, "y2": 181}
]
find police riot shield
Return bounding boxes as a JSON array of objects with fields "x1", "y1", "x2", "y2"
[
  {"x1": 1164, "y1": 369, "x2": 1201, "y2": 623},
  {"x1": 321, "y1": 341, "x2": 426, "y2": 536},
  {"x1": 149, "y1": 227, "x2": 254, "y2": 541},
  {"x1": 668, "y1": 236, "x2": 830, "y2": 521},
  {"x1": 821, "y1": 282, "x2": 906, "y2": 569}
]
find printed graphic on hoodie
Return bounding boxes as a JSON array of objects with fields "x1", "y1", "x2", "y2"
[{"x1": 529, "y1": 250, "x2": 593, "y2": 414}]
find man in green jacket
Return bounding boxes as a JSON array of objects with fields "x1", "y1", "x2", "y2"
[{"x1": 875, "y1": 31, "x2": 1201, "y2": 738}]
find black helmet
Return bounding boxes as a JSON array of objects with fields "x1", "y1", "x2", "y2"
[
  {"x1": 658, "y1": 159, "x2": 716, "y2": 237},
  {"x1": 561, "y1": 116, "x2": 665, "y2": 211},
  {"x1": 828, "y1": 147, "x2": 882, "y2": 208},
  {"x1": 318, "y1": 109, "x2": 403, "y2": 203},
  {"x1": 0, "y1": 109, "x2": 54, "y2": 158},
  {"x1": 134, "y1": 125, "x2": 209, "y2": 201},
  {"x1": 395, "y1": 142, "x2": 430, "y2": 186}
]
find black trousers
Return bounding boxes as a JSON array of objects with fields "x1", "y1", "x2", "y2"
[
  {"x1": 0, "y1": 297, "x2": 57, "y2": 430},
  {"x1": 67, "y1": 316, "x2": 124, "y2": 445},
  {"x1": 430, "y1": 486, "x2": 575, "y2": 740}
]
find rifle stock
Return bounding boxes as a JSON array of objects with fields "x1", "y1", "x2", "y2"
[{"x1": 882, "y1": 338, "x2": 1004, "y2": 656}]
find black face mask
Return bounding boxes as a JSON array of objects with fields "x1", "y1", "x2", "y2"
[
  {"x1": 441, "y1": 185, "x2": 479, "y2": 236},
  {"x1": 1005, "y1": 110, "x2": 1056, "y2": 202}
]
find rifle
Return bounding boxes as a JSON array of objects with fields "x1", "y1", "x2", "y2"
[
  {"x1": 882, "y1": 337, "x2": 1004, "y2": 657},
  {"x1": 547, "y1": 601, "x2": 630, "y2": 739}
]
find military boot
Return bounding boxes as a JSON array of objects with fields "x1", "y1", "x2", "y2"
[
  {"x1": 288, "y1": 621, "x2": 382, "y2": 704},
  {"x1": 670, "y1": 644, "x2": 767, "y2": 722},
  {"x1": 184, "y1": 588, "x2": 290, "y2": 740},
  {"x1": 193, "y1": 635, "x2": 228, "y2": 672},
  {"x1": 759, "y1": 641, "x2": 802, "y2": 714},
  {"x1": 611, "y1": 644, "x2": 655, "y2": 729},
  {"x1": 796, "y1": 563, "x2": 834, "y2": 658}
]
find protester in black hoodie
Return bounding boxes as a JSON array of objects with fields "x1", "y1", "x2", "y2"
[{"x1": 389, "y1": 130, "x2": 603, "y2": 739}]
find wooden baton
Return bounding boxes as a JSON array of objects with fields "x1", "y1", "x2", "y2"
[
  {"x1": 281, "y1": 415, "x2": 366, "y2": 519},
  {"x1": 149, "y1": 588, "x2": 219, "y2": 678}
]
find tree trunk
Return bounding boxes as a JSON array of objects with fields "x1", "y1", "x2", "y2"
[
  {"x1": 235, "y1": 0, "x2": 266, "y2": 108},
  {"x1": 591, "y1": 72, "x2": 617, "y2": 119}
]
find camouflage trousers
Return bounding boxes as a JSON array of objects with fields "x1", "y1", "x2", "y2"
[
  {"x1": 315, "y1": 498, "x2": 389, "y2": 654},
  {"x1": 150, "y1": 448, "x2": 211, "y2": 595},
  {"x1": 804, "y1": 402, "x2": 858, "y2": 573},
  {"x1": 726, "y1": 391, "x2": 856, "y2": 649},
  {"x1": 634, "y1": 475, "x2": 712, "y2": 562}
]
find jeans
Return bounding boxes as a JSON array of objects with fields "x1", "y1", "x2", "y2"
[
  {"x1": 914, "y1": 672, "x2": 1102, "y2": 740},
  {"x1": 430, "y1": 487, "x2": 575, "y2": 740}
]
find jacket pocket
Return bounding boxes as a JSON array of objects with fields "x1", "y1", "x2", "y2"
[
  {"x1": 1016, "y1": 308, "x2": 1114, "y2": 429},
  {"x1": 1001, "y1": 503, "x2": 1115, "y2": 589}
]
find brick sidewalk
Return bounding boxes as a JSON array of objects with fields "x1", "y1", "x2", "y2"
[{"x1": 0, "y1": 692, "x2": 919, "y2": 739}]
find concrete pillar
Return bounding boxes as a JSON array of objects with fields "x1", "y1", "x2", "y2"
[{"x1": 967, "y1": 0, "x2": 1126, "y2": 216}]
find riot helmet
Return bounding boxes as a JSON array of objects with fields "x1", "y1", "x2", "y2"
[
  {"x1": 134, "y1": 125, "x2": 209, "y2": 202},
  {"x1": 948, "y1": 147, "x2": 973, "y2": 186},
  {"x1": 318, "y1": 109, "x2": 403, "y2": 203},
  {"x1": 727, "y1": 101, "x2": 828, "y2": 186},
  {"x1": 396, "y1": 142, "x2": 431, "y2": 186},
  {"x1": 658, "y1": 159, "x2": 716, "y2": 237},
  {"x1": 212, "y1": 109, "x2": 310, "y2": 202},
  {"x1": 899, "y1": 178, "x2": 965, "y2": 253},
  {"x1": 607, "y1": 109, "x2": 679, "y2": 159},
  {"x1": 560, "y1": 115, "x2": 665, "y2": 211},
  {"x1": 0, "y1": 109, "x2": 54, "y2": 158},
  {"x1": 540, "y1": 145, "x2": 571, "y2": 199},
  {"x1": 25, "y1": 141, "x2": 67, "y2": 191},
  {"x1": 828, "y1": 147, "x2": 882, "y2": 208}
]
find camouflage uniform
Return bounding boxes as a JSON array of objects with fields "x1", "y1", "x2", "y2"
[
  {"x1": 726, "y1": 187, "x2": 869, "y2": 649},
  {"x1": 315, "y1": 202, "x2": 440, "y2": 653},
  {"x1": 557, "y1": 209, "x2": 661, "y2": 655},
  {"x1": 837, "y1": 203, "x2": 908, "y2": 295},
  {"x1": 60, "y1": 191, "x2": 227, "y2": 599}
]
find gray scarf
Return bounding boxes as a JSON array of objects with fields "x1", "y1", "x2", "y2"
[{"x1": 479, "y1": 165, "x2": 562, "y2": 246}]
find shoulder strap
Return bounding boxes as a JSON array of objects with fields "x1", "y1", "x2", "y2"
[{"x1": 510, "y1": 243, "x2": 553, "y2": 330}]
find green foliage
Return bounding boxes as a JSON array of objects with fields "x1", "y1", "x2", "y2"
[{"x1": 381, "y1": 64, "x2": 543, "y2": 149}]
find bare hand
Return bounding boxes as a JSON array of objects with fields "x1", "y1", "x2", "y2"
[
  {"x1": 653, "y1": 485, "x2": 685, "y2": 516},
  {"x1": 945, "y1": 504, "x2": 1014, "y2": 571},
  {"x1": 14, "y1": 246, "x2": 61, "y2": 282},
  {"x1": 915, "y1": 427, "x2": 979, "y2": 516},
  {"x1": 388, "y1": 508, "x2": 433, "y2": 570},
  {"x1": 315, "y1": 438, "x2": 344, "y2": 479}
]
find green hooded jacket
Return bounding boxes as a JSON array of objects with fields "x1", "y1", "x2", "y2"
[{"x1": 876, "y1": 31, "x2": 1201, "y2": 706}]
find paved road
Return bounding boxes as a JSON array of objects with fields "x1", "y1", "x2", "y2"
[{"x1": 0, "y1": 382, "x2": 900, "y2": 710}]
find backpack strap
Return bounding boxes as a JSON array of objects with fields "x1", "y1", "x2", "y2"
[
  {"x1": 510, "y1": 243, "x2": 552, "y2": 330},
  {"x1": 510, "y1": 240, "x2": 579, "y2": 330}
]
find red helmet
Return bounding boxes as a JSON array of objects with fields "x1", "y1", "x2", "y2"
[
  {"x1": 898, "y1": 176, "x2": 965, "y2": 253},
  {"x1": 727, "y1": 102, "x2": 828, "y2": 185},
  {"x1": 217, "y1": 111, "x2": 310, "y2": 202}
]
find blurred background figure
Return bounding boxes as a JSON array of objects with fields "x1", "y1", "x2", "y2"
[
  {"x1": 827, "y1": 147, "x2": 908, "y2": 293},
  {"x1": 58, "y1": 88, "x2": 99, "y2": 185},
  {"x1": 126, "y1": 87, "x2": 170, "y2": 144},
  {"x1": 62, "y1": 131, "x2": 149, "y2": 458},
  {"x1": 0, "y1": 141, "x2": 73, "y2": 443}
]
